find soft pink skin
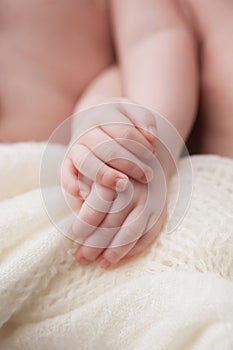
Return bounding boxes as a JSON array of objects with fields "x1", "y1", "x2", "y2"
[
  {"x1": 74, "y1": 179, "x2": 167, "y2": 269},
  {"x1": 62, "y1": 104, "x2": 156, "y2": 196},
  {"x1": 1, "y1": 0, "x2": 233, "y2": 266},
  {"x1": 70, "y1": 1, "x2": 197, "y2": 267}
]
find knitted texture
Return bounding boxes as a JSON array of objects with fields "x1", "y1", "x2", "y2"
[{"x1": 0, "y1": 143, "x2": 232, "y2": 350}]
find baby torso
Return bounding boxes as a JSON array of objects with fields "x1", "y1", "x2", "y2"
[
  {"x1": 1, "y1": 0, "x2": 232, "y2": 142},
  {"x1": 0, "y1": 0, "x2": 113, "y2": 141}
]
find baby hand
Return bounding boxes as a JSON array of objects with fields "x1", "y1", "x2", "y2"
[
  {"x1": 61, "y1": 103, "x2": 157, "y2": 198},
  {"x1": 73, "y1": 162, "x2": 167, "y2": 268}
]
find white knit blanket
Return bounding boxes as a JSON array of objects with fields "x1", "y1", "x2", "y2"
[{"x1": 0, "y1": 143, "x2": 232, "y2": 350}]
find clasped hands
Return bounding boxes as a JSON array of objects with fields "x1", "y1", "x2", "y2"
[{"x1": 61, "y1": 103, "x2": 167, "y2": 269}]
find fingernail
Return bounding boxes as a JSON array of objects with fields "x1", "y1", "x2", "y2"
[
  {"x1": 99, "y1": 258, "x2": 111, "y2": 269},
  {"x1": 146, "y1": 168, "x2": 154, "y2": 181},
  {"x1": 141, "y1": 168, "x2": 153, "y2": 183},
  {"x1": 116, "y1": 178, "x2": 129, "y2": 192},
  {"x1": 78, "y1": 256, "x2": 90, "y2": 265}
]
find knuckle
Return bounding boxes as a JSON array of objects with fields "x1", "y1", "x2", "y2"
[
  {"x1": 81, "y1": 208, "x2": 98, "y2": 226},
  {"x1": 96, "y1": 165, "x2": 107, "y2": 184},
  {"x1": 97, "y1": 165, "x2": 117, "y2": 187},
  {"x1": 127, "y1": 162, "x2": 141, "y2": 178},
  {"x1": 120, "y1": 126, "x2": 135, "y2": 141},
  {"x1": 62, "y1": 180, "x2": 73, "y2": 194},
  {"x1": 142, "y1": 111, "x2": 156, "y2": 126},
  {"x1": 61, "y1": 176, "x2": 76, "y2": 195},
  {"x1": 123, "y1": 225, "x2": 139, "y2": 244},
  {"x1": 72, "y1": 156, "x2": 83, "y2": 171},
  {"x1": 72, "y1": 144, "x2": 88, "y2": 169},
  {"x1": 103, "y1": 145, "x2": 118, "y2": 161}
]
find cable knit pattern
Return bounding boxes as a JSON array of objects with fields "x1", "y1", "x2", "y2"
[{"x1": 0, "y1": 143, "x2": 232, "y2": 350}]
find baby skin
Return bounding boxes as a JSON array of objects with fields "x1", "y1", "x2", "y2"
[
  {"x1": 1, "y1": 0, "x2": 232, "y2": 268},
  {"x1": 62, "y1": 102, "x2": 169, "y2": 269},
  {"x1": 63, "y1": 0, "x2": 198, "y2": 268}
]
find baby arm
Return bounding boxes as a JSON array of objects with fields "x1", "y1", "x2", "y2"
[
  {"x1": 62, "y1": 0, "x2": 199, "y2": 267},
  {"x1": 88, "y1": 0, "x2": 199, "y2": 265},
  {"x1": 61, "y1": 66, "x2": 158, "y2": 267},
  {"x1": 112, "y1": 0, "x2": 198, "y2": 174},
  {"x1": 62, "y1": 66, "x2": 156, "y2": 198}
]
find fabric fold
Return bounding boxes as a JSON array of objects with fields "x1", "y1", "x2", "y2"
[{"x1": 0, "y1": 143, "x2": 232, "y2": 350}]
